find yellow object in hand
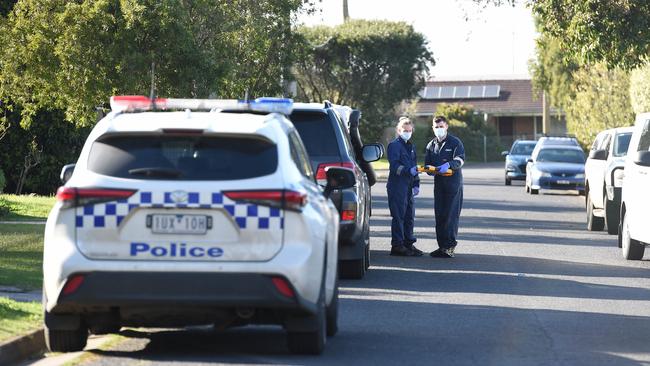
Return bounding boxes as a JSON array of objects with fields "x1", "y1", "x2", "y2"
[{"x1": 417, "y1": 165, "x2": 453, "y2": 176}]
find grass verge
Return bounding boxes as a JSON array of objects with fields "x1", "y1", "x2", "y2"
[
  {"x1": 0, "y1": 223, "x2": 44, "y2": 290},
  {"x1": 0, "y1": 297, "x2": 42, "y2": 343},
  {"x1": 0, "y1": 194, "x2": 55, "y2": 221}
]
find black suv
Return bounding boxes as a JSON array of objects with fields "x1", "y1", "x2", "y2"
[{"x1": 290, "y1": 102, "x2": 383, "y2": 279}]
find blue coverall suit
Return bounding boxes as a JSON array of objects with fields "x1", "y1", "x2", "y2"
[
  {"x1": 386, "y1": 137, "x2": 420, "y2": 247},
  {"x1": 424, "y1": 134, "x2": 465, "y2": 249}
]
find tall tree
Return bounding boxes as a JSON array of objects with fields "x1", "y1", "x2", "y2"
[
  {"x1": 0, "y1": 0, "x2": 310, "y2": 127},
  {"x1": 293, "y1": 19, "x2": 434, "y2": 141}
]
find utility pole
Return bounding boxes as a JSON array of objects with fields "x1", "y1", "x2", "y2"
[
  {"x1": 343, "y1": 0, "x2": 349, "y2": 22},
  {"x1": 542, "y1": 90, "x2": 551, "y2": 135}
]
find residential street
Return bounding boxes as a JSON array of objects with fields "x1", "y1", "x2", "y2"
[{"x1": 28, "y1": 163, "x2": 650, "y2": 366}]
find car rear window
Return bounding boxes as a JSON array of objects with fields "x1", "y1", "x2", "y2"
[
  {"x1": 290, "y1": 112, "x2": 340, "y2": 157},
  {"x1": 511, "y1": 142, "x2": 536, "y2": 155},
  {"x1": 88, "y1": 134, "x2": 277, "y2": 180},
  {"x1": 537, "y1": 148, "x2": 585, "y2": 164},
  {"x1": 613, "y1": 132, "x2": 632, "y2": 157}
]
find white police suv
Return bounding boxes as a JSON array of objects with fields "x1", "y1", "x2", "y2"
[{"x1": 43, "y1": 96, "x2": 355, "y2": 355}]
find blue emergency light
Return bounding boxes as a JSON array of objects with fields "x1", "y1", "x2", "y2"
[{"x1": 110, "y1": 96, "x2": 294, "y2": 115}]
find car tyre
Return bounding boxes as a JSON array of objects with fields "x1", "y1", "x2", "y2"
[
  {"x1": 364, "y1": 244, "x2": 370, "y2": 270},
  {"x1": 287, "y1": 287, "x2": 327, "y2": 355},
  {"x1": 621, "y1": 212, "x2": 645, "y2": 260},
  {"x1": 505, "y1": 177, "x2": 511, "y2": 186},
  {"x1": 604, "y1": 198, "x2": 619, "y2": 235},
  {"x1": 586, "y1": 191, "x2": 605, "y2": 231},
  {"x1": 339, "y1": 234, "x2": 367, "y2": 279},
  {"x1": 339, "y1": 257, "x2": 365, "y2": 279},
  {"x1": 326, "y1": 275, "x2": 339, "y2": 337},
  {"x1": 89, "y1": 323, "x2": 121, "y2": 335},
  {"x1": 530, "y1": 188, "x2": 539, "y2": 195},
  {"x1": 45, "y1": 322, "x2": 89, "y2": 352}
]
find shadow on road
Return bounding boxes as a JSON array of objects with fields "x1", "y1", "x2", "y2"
[{"x1": 82, "y1": 303, "x2": 650, "y2": 366}]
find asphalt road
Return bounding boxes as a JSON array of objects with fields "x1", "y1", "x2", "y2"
[{"x1": 28, "y1": 163, "x2": 650, "y2": 366}]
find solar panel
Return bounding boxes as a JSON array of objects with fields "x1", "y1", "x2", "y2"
[
  {"x1": 484, "y1": 85, "x2": 500, "y2": 98},
  {"x1": 469, "y1": 86, "x2": 484, "y2": 98},
  {"x1": 440, "y1": 86, "x2": 454, "y2": 98},
  {"x1": 454, "y1": 86, "x2": 470, "y2": 98},
  {"x1": 419, "y1": 84, "x2": 501, "y2": 99}
]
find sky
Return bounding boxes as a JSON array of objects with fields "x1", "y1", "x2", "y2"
[{"x1": 297, "y1": 0, "x2": 539, "y2": 80}]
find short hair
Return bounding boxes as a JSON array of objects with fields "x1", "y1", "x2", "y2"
[
  {"x1": 396, "y1": 116, "x2": 413, "y2": 130},
  {"x1": 433, "y1": 115, "x2": 448, "y2": 125}
]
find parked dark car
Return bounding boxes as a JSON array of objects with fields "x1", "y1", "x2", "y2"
[
  {"x1": 289, "y1": 102, "x2": 383, "y2": 279},
  {"x1": 502, "y1": 139, "x2": 537, "y2": 185},
  {"x1": 525, "y1": 145, "x2": 586, "y2": 195}
]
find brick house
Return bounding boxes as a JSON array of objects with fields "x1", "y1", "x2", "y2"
[{"x1": 413, "y1": 76, "x2": 566, "y2": 146}]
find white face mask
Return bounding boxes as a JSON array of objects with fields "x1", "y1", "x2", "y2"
[
  {"x1": 400, "y1": 131, "x2": 412, "y2": 141},
  {"x1": 434, "y1": 127, "x2": 447, "y2": 140}
]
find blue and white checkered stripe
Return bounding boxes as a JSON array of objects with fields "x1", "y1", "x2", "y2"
[{"x1": 75, "y1": 191, "x2": 283, "y2": 230}]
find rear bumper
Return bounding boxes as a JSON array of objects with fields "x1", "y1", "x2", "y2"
[
  {"x1": 506, "y1": 171, "x2": 526, "y2": 180},
  {"x1": 531, "y1": 177, "x2": 585, "y2": 191},
  {"x1": 51, "y1": 271, "x2": 313, "y2": 314}
]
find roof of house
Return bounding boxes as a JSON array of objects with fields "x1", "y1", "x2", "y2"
[{"x1": 416, "y1": 78, "x2": 549, "y2": 116}]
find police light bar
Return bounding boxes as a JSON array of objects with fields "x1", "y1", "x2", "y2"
[{"x1": 109, "y1": 95, "x2": 293, "y2": 115}]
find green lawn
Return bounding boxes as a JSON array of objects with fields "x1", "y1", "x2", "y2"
[
  {"x1": 0, "y1": 223, "x2": 44, "y2": 290},
  {"x1": 0, "y1": 194, "x2": 55, "y2": 221},
  {"x1": 0, "y1": 297, "x2": 42, "y2": 343},
  {"x1": 370, "y1": 158, "x2": 389, "y2": 170}
]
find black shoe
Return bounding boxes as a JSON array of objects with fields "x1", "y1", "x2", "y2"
[
  {"x1": 406, "y1": 244, "x2": 424, "y2": 256},
  {"x1": 390, "y1": 245, "x2": 418, "y2": 257},
  {"x1": 430, "y1": 247, "x2": 455, "y2": 258}
]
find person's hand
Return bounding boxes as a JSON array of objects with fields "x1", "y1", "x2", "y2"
[
  {"x1": 409, "y1": 166, "x2": 418, "y2": 176},
  {"x1": 412, "y1": 187, "x2": 420, "y2": 197},
  {"x1": 437, "y1": 162, "x2": 450, "y2": 174}
]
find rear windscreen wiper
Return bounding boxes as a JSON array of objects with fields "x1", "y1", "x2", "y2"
[{"x1": 128, "y1": 167, "x2": 183, "y2": 178}]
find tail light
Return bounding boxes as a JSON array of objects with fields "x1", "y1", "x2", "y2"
[
  {"x1": 223, "y1": 190, "x2": 307, "y2": 212},
  {"x1": 56, "y1": 187, "x2": 137, "y2": 208},
  {"x1": 271, "y1": 276, "x2": 295, "y2": 298},
  {"x1": 315, "y1": 161, "x2": 355, "y2": 185},
  {"x1": 62, "y1": 274, "x2": 85, "y2": 295},
  {"x1": 341, "y1": 210, "x2": 356, "y2": 221}
]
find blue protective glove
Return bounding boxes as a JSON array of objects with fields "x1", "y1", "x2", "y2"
[
  {"x1": 409, "y1": 166, "x2": 418, "y2": 176},
  {"x1": 437, "y1": 162, "x2": 450, "y2": 174},
  {"x1": 412, "y1": 186, "x2": 420, "y2": 197}
]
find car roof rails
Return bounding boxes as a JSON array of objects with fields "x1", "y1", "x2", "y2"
[{"x1": 540, "y1": 133, "x2": 577, "y2": 138}]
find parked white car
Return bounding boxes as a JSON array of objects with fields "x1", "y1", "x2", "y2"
[
  {"x1": 619, "y1": 113, "x2": 650, "y2": 260},
  {"x1": 584, "y1": 127, "x2": 634, "y2": 234},
  {"x1": 43, "y1": 96, "x2": 354, "y2": 354}
]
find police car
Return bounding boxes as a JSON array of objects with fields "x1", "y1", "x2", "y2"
[{"x1": 43, "y1": 96, "x2": 355, "y2": 355}]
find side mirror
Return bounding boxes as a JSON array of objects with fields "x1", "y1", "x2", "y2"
[
  {"x1": 362, "y1": 143, "x2": 383, "y2": 162},
  {"x1": 60, "y1": 163, "x2": 76, "y2": 184},
  {"x1": 501, "y1": 150, "x2": 509, "y2": 157},
  {"x1": 526, "y1": 158, "x2": 533, "y2": 163},
  {"x1": 589, "y1": 149, "x2": 608, "y2": 160},
  {"x1": 323, "y1": 167, "x2": 356, "y2": 198},
  {"x1": 634, "y1": 150, "x2": 650, "y2": 167}
]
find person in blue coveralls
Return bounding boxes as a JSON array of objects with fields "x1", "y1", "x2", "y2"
[
  {"x1": 425, "y1": 115, "x2": 465, "y2": 258},
  {"x1": 387, "y1": 117, "x2": 423, "y2": 257}
]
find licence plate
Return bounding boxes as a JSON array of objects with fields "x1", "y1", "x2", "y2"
[
  {"x1": 147, "y1": 214, "x2": 212, "y2": 235},
  {"x1": 556, "y1": 180, "x2": 571, "y2": 185}
]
